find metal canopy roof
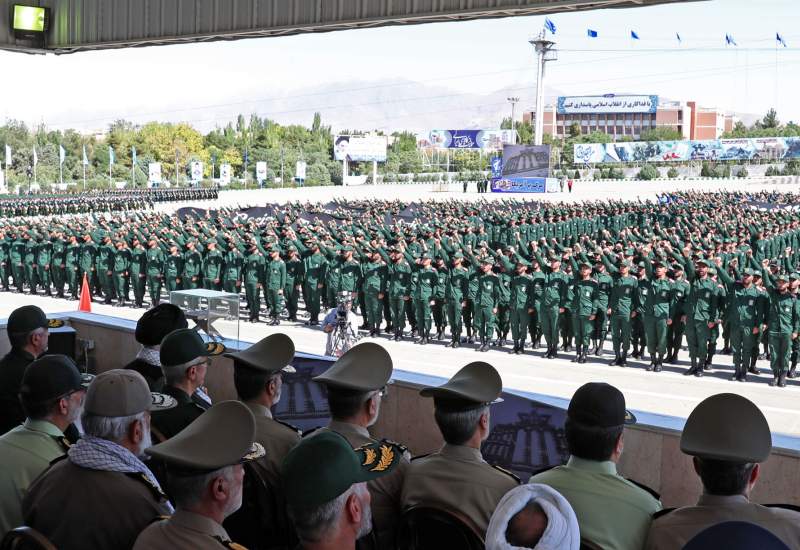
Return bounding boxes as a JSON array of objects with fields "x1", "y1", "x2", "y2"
[{"x1": 0, "y1": 0, "x2": 705, "y2": 55}]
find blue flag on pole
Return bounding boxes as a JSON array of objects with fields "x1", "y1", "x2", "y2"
[
  {"x1": 631, "y1": 30, "x2": 640, "y2": 40},
  {"x1": 587, "y1": 29, "x2": 598, "y2": 38},
  {"x1": 776, "y1": 32, "x2": 787, "y2": 47},
  {"x1": 544, "y1": 18, "x2": 556, "y2": 34},
  {"x1": 132, "y1": 146, "x2": 137, "y2": 165},
  {"x1": 82, "y1": 145, "x2": 89, "y2": 166},
  {"x1": 109, "y1": 146, "x2": 115, "y2": 165},
  {"x1": 725, "y1": 34, "x2": 737, "y2": 46},
  {"x1": 676, "y1": 32, "x2": 682, "y2": 44},
  {"x1": 59, "y1": 145, "x2": 65, "y2": 165}
]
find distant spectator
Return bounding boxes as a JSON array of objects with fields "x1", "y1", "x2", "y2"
[
  {"x1": 0, "y1": 355, "x2": 89, "y2": 537},
  {"x1": 645, "y1": 393, "x2": 800, "y2": 549},
  {"x1": 0, "y1": 306, "x2": 62, "y2": 435},
  {"x1": 22, "y1": 370, "x2": 176, "y2": 550},
  {"x1": 124, "y1": 303, "x2": 188, "y2": 392},
  {"x1": 486, "y1": 483, "x2": 580, "y2": 550},
  {"x1": 282, "y1": 431, "x2": 402, "y2": 550},
  {"x1": 150, "y1": 328, "x2": 224, "y2": 442},
  {"x1": 133, "y1": 401, "x2": 265, "y2": 549},
  {"x1": 530, "y1": 382, "x2": 661, "y2": 550}
]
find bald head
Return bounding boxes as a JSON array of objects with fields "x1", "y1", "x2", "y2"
[{"x1": 506, "y1": 501, "x2": 548, "y2": 548}]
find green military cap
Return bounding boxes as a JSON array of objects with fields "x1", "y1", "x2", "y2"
[
  {"x1": 742, "y1": 268, "x2": 757, "y2": 277},
  {"x1": 282, "y1": 431, "x2": 402, "y2": 514},
  {"x1": 313, "y1": 342, "x2": 392, "y2": 391},
  {"x1": 695, "y1": 257, "x2": 710, "y2": 267},
  {"x1": 681, "y1": 393, "x2": 771, "y2": 463},
  {"x1": 226, "y1": 333, "x2": 296, "y2": 374},
  {"x1": 515, "y1": 258, "x2": 531, "y2": 267},
  {"x1": 419, "y1": 362, "x2": 503, "y2": 412},
  {"x1": 776, "y1": 272, "x2": 790, "y2": 282},
  {"x1": 620, "y1": 260, "x2": 633, "y2": 268},
  {"x1": 452, "y1": 251, "x2": 464, "y2": 260},
  {"x1": 146, "y1": 400, "x2": 265, "y2": 474},
  {"x1": 84, "y1": 369, "x2": 176, "y2": 417},
  {"x1": 481, "y1": 256, "x2": 495, "y2": 266},
  {"x1": 578, "y1": 260, "x2": 592, "y2": 268},
  {"x1": 707, "y1": 267, "x2": 717, "y2": 276},
  {"x1": 652, "y1": 258, "x2": 666, "y2": 268},
  {"x1": 791, "y1": 273, "x2": 800, "y2": 282},
  {"x1": 341, "y1": 245, "x2": 353, "y2": 252},
  {"x1": 637, "y1": 262, "x2": 647, "y2": 269},
  {"x1": 568, "y1": 382, "x2": 636, "y2": 427},
  {"x1": 160, "y1": 328, "x2": 226, "y2": 369},
  {"x1": 20, "y1": 355, "x2": 92, "y2": 405},
  {"x1": 7, "y1": 305, "x2": 64, "y2": 333},
  {"x1": 671, "y1": 263, "x2": 684, "y2": 272}
]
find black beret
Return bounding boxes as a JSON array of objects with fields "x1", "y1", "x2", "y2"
[{"x1": 135, "y1": 304, "x2": 188, "y2": 346}]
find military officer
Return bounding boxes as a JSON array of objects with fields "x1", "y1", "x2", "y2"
[
  {"x1": 643, "y1": 258, "x2": 673, "y2": 372},
  {"x1": 607, "y1": 259, "x2": 638, "y2": 367},
  {"x1": 412, "y1": 253, "x2": 438, "y2": 345},
  {"x1": 130, "y1": 237, "x2": 148, "y2": 308},
  {"x1": 401, "y1": 361, "x2": 519, "y2": 538},
  {"x1": 201, "y1": 240, "x2": 223, "y2": 291},
  {"x1": 134, "y1": 401, "x2": 265, "y2": 550},
  {"x1": 65, "y1": 234, "x2": 81, "y2": 299},
  {"x1": 112, "y1": 240, "x2": 131, "y2": 306},
  {"x1": 310, "y1": 343, "x2": 409, "y2": 546},
  {"x1": 684, "y1": 258, "x2": 720, "y2": 376},
  {"x1": 182, "y1": 240, "x2": 202, "y2": 290},
  {"x1": 361, "y1": 249, "x2": 387, "y2": 336},
  {"x1": 508, "y1": 257, "x2": 534, "y2": 354},
  {"x1": 265, "y1": 246, "x2": 286, "y2": 325},
  {"x1": 301, "y1": 241, "x2": 327, "y2": 325},
  {"x1": 164, "y1": 243, "x2": 184, "y2": 294},
  {"x1": 222, "y1": 240, "x2": 243, "y2": 294},
  {"x1": 50, "y1": 231, "x2": 66, "y2": 298},
  {"x1": 146, "y1": 238, "x2": 166, "y2": 305},
  {"x1": 444, "y1": 251, "x2": 470, "y2": 348},
  {"x1": 97, "y1": 235, "x2": 116, "y2": 303},
  {"x1": 570, "y1": 260, "x2": 599, "y2": 364},
  {"x1": 243, "y1": 242, "x2": 265, "y2": 322},
  {"x1": 760, "y1": 263, "x2": 800, "y2": 387},
  {"x1": 473, "y1": 256, "x2": 502, "y2": 352}
]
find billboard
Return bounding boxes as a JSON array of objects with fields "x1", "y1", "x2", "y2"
[
  {"x1": 334, "y1": 135, "x2": 387, "y2": 162},
  {"x1": 574, "y1": 136, "x2": 800, "y2": 164},
  {"x1": 220, "y1": 163, "x2": 231, "y2": 185},
  {"x1": 502, "y1": 144, "x2": 552, "y2": 178},
  {"x1": 190, "y1": 161, "x2": 203, "y2": 182},
  {"x1": 148, "y1": 162, "x2": 161, "y2": 184},
  {"x1": 296, "y1": 161, "x2": 307, "y2": 180},
  {"x1": 492, "y1": 177, "x2": 547, "y2": 193},
  {"x1": 557, "y1": 94, "x2": 658, "y2": 115},
  {"x1": 256, "y1": 161, "x2": 268, "y2": 183},
  {"x1": 425, "y1": 129, "x2": 517, "y2": 150}
]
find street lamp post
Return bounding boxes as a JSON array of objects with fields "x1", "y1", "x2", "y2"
[
  {"x1": 529, "y1": 31, "x2": 557, "y2": 146},
  {"x1": 507, "y1": 96, "x2": 520, "y2": 144}
]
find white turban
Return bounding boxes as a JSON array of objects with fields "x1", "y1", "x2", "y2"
[{"x1": 486, "y1": 483, "x2": 580, "y2": 550}]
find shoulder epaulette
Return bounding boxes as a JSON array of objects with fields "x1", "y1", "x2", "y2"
[
  {"x1": 125, "y1": 472, "x2": 168, "y2": 501},
  {"x1": 492, "y1": 464, "x2": 521, "y2": 483},
  {"x1": 625, "y1": 477, "x2": 661, "y2": 500},
  {"x1": 275, "y1": 418, "x2": 302, "y2": 437},
  {"x1": 410, "y1": 452, "x2": 432, "y2": 462},
  {"x1": 49, "y1": 453, "x2": 69, "y2": 467},
  {"x1": 764, "y1": 503, "x2": 800, "y2": 513},
  {"x1": 302, "y1": 426, "x2": 323, "y2": 438},
  {"x1": 652, "y1": 507, "x2": 676, "y2": 520},
  {"x1": 212, "y1": 535, "x2": 249, "y2": 550},
  {"x1": 529, "y1": 465, "x2": 557, "y2": 478}
]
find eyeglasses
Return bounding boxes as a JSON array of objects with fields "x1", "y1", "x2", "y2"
[{"x1": 377, "y1": 386, "x2": 389, "y2": 399}]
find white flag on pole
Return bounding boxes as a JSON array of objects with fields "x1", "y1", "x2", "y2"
[
  {"x1": 82, "y1": 145, "x2": 89, "y2": 166},
  {"x1": 32, "y1": 147, "x2": 38, "y2": 166},
  {"x1": 59, "y1": 145, "x2": 66, "y2": 165},
  {"x1": 4, "y1": 145, "x2": 10, "y2": 168}
]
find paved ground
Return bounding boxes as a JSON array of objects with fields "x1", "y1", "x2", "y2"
[{"x1": 7, "y1": 179, "x2": 800, "y2": 438}]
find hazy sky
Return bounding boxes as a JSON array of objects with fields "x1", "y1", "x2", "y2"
[{"x1": 1, "y1": 0, "x2": 798, "y2": 133}]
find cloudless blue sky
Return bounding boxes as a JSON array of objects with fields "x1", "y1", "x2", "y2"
[{"x1": 0, "y1": 0, "x2": 797, "y2": 132}]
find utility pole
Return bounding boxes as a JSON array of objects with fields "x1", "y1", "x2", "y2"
[
  {"x1": 507, "y1": 96, "x2": 520, "y2": 144},
  {"x1": 529, "y1": 31, "x2": 556, "y2": 146}
]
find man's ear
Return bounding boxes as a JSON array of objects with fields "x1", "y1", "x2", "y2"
[{"x1": 345, "y1": 491, "x2": 363, "y2": 525}]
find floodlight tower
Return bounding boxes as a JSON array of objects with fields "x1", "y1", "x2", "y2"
[
  {"x1": 529, "y1": 31, "x2": 557, "y2": 145},
  {"x1": 507, "y1": 97, "x2": 520, "y2": 144}
]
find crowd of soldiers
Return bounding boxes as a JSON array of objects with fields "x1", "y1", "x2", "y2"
[
  {"x1": 3, "y1": 189, "x2": 800, "y2": 386},
  {"x1": 0, "y1": 187, "x2": 218, "y2": 217}
]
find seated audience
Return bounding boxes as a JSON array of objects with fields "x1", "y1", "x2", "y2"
[
  {"x1": 0, "y1": 305, "x2": 62, "y2": 435},
  {"x1": 282, "y1": 431, "x2": 403, "y2": 550},
  {"x1": 530, "y1": 382, "x2": 661, "y2": 550},
  {"x1": 124, "y1": 303, "x2": 188, "y2": 392},
  {"x1": 645, "y1": 393, "x2": 800, "y2": 549},
  {"x1": 0, "y1": 355, "x2": 88, "y2": 536},
  {"x1": 133, "y1": 400, "x2": 265, "y2": 549},
  {"x1": 486, "y1": 484, "x2": 580, "y2": 550},
  {"x1": 150, "y1": 328, "x2": 224, "y2": 441},
  {"x1": 401, "y1": 361, "x2": 520, "y2": 538},
  {"x1": 22, "y1": 369, "x2": 176, "y2": 550}
]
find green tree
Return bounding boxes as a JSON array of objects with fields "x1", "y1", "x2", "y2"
[
  {"x1": 639, "y1": 127, "x2": 682, "y2": 142},
  {"x1": 638, "y1": 164, "x2": 659, "y2": 180}
]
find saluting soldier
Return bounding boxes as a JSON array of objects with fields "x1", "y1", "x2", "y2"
[
  {"x1": 182, "y1": 240, "x2": 202, "y2": 290},
  {"x1": 642, "y1": 258, "x2": 673, "y2": 373},
  {"x1": 283, "y1": 246, "x2": 303, "y2": 322},
  {"x1": 112, "y1": 240, "x2": 132, "y2": 306},
  {"x1": 9, "y1": 234, "x2": 25, "y2": 293},
  {"x1": 607, "y1": 259, "x2": 638, "y2": 367},
  {"x1": 222, "y1": 240, "x2": 243, "y2": 294},
  {"x1": 50, "y1": 231, "x2": 67, "y2": 298},
  {"x1": 684, "y1": 258, "x2": 720, "y2": 376},
  {"x1": 569, "y1": 259, "x2": 599, "y2": 364},
  {"x1": 666, "y1": 264, "x2": 690, "y2": 364},
  {"x1": 717, "y1": 266, "x2": 765, "y2": 382},
  {"x1": 302, "y1": 241, "x2": 327, "y2": 326},
  {"x1": 130, "y1": 237, "x2": 147, "y2": 308},
  {"x1": 35, "y1": 234, "x2": 53, "y2": 296},
  {"x1": 362, "y1": 249, "x2": 387, "y2": 337},
  {"x1": 473, "y1": 256, "x2": 502, "y2": 352},
  {"x1": 146, "y1": 238, "x2": 166, "y2": 305},
  {"x1": 412, "y1": 253, "x2": 438, "y2": 345},
  {"x1": 401, "y1": 361, "x2": 519, "y2": 539},
  {"x1": 164, "y1": 243, "x2": 184, "y2": 295},
  {"x1": 387, "y1": 246, "x2": 413, "y2": 341},
  {"x1": 201, "y1": 240, "x2": 224, "y2": 291},
  {"x1": 760, "y1": 262, "x2": 800, "y2": 387},
  {"x1": 264, "y1": 246, "x2": 286, "y2": 326},
  {"x1": 65, "y1": 234, "x2": 81, "y2": 299},
  {"x1": 508, "y1": 257, "x2": 534, "y2": 354},
  {"x1": 243, "y1": 242, "x2": 265, "y2": 322},
  {"x1": 444, "y1": 251, "x2": 470, "y2": 348}
]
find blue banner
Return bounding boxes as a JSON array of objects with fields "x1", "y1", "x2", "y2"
[
  {"x1": 575, "y1": 136, "x2": 800, "y2": 164},
  {"x1": 492, "y1": 177, "x2": 547, "y2": 193},
  {"x1": 427, "y1": 129, "x2": 516, "y2": 150},
  {"x1": 490, "y1": 156, "x2": 503, "y2": 179}
]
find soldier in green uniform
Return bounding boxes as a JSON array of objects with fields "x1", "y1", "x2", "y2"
[
  {"x1": 591, "y1": 258, "x2": 613, "y2": 356},
  {"x1": 79, "y1": 234, "x2": 97, "y2": 298},
  {"x1": 182, "y1": 240, "x2": 202, "y2": 290},
  {"x1": 536, "y1": 254, "x2": 569, "y2": 359},
  {"x1": 388, "y1": 247, "x2": 413, "y2": 341},
  {"x1": 164, "y1": 243, "x2": 184, "y2": 294},
  {"x1": 35, "y1": 235, "x2": 53, "y2": 296},
  {"x1": 9, "y1": 235, "x2": 25, "y2": 293},
  {"x1": 412, "y1": 253, "x2": 438, "y2": 345},
  {"x1": 0, "y1": 232, "x2": 9, "y2": 291},
  {"x1": 112, "y1": 240, "x2": 131, "y2": 306},
  {"x1": 65, "y1": 235, "x2": 81, "y2": 299},
  {"x1": 243, "y1": 242, "x2": 265, "y2": 322},
  {"x1": 222, "y1": 240, "x2": 243, "y2": 294},
  {"x1": 642, "y1": 258, "x2": 674, "y2": 372},
  {"x1": 445, "y1": 252, "x2": 469, "y2": 348},
  {"x1": 50, "y1": 231, "x2": 66, "y2": 298},
  {"x1": 283, "y1": 246, "x2": 303, "y2": 322},
  {"x1": 717, "y1": 266, "x2": 765, "y2": 382},
  {"x1": 24, "y1": 234, "x2": 37, "y2": 294},
  {"x1": 666, "y1": 264, "x2": 690, "y2": 364},
  {"x1": 361, "y1": 250, "x2": 387, "y2": 336},
  {"x1": 760, "y1": 262, "x2": 800, "y2": 387},
  {"x1": 631, "y1": 263, "x2": 648, "y2": 360},
  {"x1": 96, "y1": 235, "x2": 116, "y2": 304},
  {"x1": 146, "y1": 238, "x2": 165, "y2": 305},
  {"x1": 129, "y1": 238, "x2": 147, "y2": 308},
  {"x1": 302, "y1": 242, "x2": 327, "y2": 326},
  {"x1": 508, "y1": 258, "x2": 534, "y2": 354},
  {"x1": 607, "y1": 260, "x2": 638, "y2": 367},
  {"x1": 264, "y1": 246, "x2": 286, "y2": 326},
  {"x1": 684, "y1": 258, "x2": 720, "y2": 377},
  {"x1": 528, "y1": 259, "x2": 546, "y2": 350},
  {"x1": 334, "y1": 246, "x2": 362, "y2": 310},
  {"x1": 431, "y1": 256, "x2": 448, "y2": 340},
  {"x1": 201, "y1": 240, "x2": 223, "y2": 291},
  {"x1": 570, "y1": 260, "x2": 599, "y2": 364},
  {"x1": 473, "y1": 257, "x2": 501, "y2": 352}
]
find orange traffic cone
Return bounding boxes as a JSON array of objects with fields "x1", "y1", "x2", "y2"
[{"x1": 78, "y1": 273, "x2": 92, "y2": 313}]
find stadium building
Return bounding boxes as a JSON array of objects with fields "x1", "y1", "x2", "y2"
[{"x1": 525, "y1": 94, "x2": 736, "y2": 140}]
